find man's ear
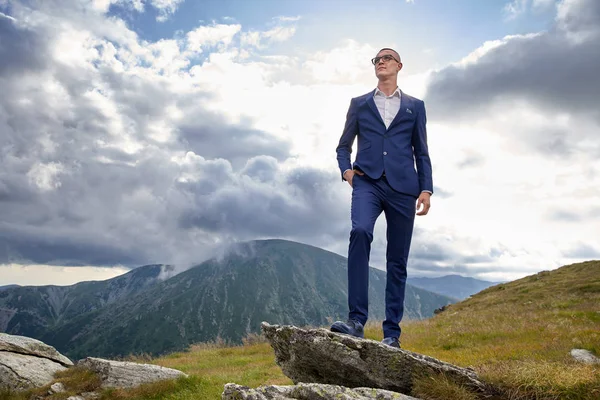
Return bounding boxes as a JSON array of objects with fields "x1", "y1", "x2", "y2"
[{"x1": 397, "y1": 62, "x2": 403, "y2": 72}]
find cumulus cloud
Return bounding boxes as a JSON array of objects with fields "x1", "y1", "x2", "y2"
[
  {"x1": 0, "y1": 0, "x2": 597, "y2": 285},
  {"x1": 418, "y1": 0, "x2": 600, "y2": 278},
  {"x1": 428, "y1": 0, "x2": 600, "y2": 124},
  {"x1": 504, "y1": 0, "x2": 556, "y2": 20},
  {"x1": 504, "y1": 0, "x2": 529, "y2": 19},
  {"x1": 86, "y1": 0, "x2": 182, "y2": 21},
  {"x1": 0, "y1": 0, "x2": 332, "y2": 272},
  {"x1": 240, "y1": 17, "x2": 298, "y2": 49},
  {"x1": 151, "y1": 0, "x2": 184, "y2": 22}
]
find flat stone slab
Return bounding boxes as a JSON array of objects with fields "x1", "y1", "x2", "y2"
[
  {"x1": 222, "y1": 382, "x2": 422, "y2": 399},
  {"x1": 0, "y1": 351, "x2": 67, "y2": 391},
  {"x1": 261, "y1": 322, "x2": 489, "y2": 396},
  {"x1": 0, "y1": 332, "x2": 73, "y2": 366},
  {"x1": 77, "y1": 357, "x2": 188, "y2": 389}
]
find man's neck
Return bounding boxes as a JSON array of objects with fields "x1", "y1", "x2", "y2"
[{"x1": 377, "y1": 79, "x2": 398, "y2": 96}]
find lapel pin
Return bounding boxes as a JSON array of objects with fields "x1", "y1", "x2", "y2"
[{"x1": 406, "y1": 108, "x2": 412, "y2": 114}]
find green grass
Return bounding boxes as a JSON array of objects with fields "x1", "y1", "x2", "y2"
[{"x1": 2, "y1": 260, "x2": 599, "y2": 399}]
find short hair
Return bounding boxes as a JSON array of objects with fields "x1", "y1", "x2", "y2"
[{"x1": 377, "y1": 48, "x2": 401, "y2": 63}]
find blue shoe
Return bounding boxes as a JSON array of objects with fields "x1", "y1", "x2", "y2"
[
  {"x1": 381, "y1": 337, "x2": 400, "y2": 348},
  {"x1": 330, "y1": 319, "x2": 364, "y2": 338}
]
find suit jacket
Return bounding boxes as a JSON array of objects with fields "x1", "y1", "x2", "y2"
[{"x1": 336, "y1": 89, "x2": 433, "y2": 197}]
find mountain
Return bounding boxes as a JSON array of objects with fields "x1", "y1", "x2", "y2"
[
  {"x1": 407, "y1": 274, "x2": 500, "y2": 300},
  {"x1": 0, "y1": 264, "x2": 174, "y2": 338},
  {"x1": 0, "y1": 284, "x2": 19, "y2": 291},
  {"x1": 35, "y1": 239, "x2": 454, "y2": 359}
]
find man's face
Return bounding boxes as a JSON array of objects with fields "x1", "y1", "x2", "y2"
[{"x1": 373, "y1": 50, "x2": 402, "y2": 79}]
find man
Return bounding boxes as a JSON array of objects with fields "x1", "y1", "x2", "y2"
[{"x1": 331, "y1": 48, "x2": 433, "y2": 348}]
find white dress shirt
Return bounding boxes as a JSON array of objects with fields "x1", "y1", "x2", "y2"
[{"x1": 374, "y1": 86, "x2": 401, "y2": 129}]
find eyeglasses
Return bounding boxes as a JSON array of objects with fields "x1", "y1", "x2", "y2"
[{"x1": 371, "y1": 54, "x2": 401, "y2": 65}]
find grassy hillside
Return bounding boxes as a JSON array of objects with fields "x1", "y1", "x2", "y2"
[{"x1": 2, "y1": 260, "x2": 599, "y2": 400}]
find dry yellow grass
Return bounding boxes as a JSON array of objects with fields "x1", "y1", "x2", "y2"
[{"x1": 363, "y1": 260, "x2": 600, "y2": 399}]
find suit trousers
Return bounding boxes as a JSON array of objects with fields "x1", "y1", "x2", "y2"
[{"x1": 347, "y1": 173, "x2": 416, "y2": 339}]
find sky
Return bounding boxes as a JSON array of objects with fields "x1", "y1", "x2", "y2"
[{"x1": 0, "y1": 0, "x2": 598, "y2": 286}]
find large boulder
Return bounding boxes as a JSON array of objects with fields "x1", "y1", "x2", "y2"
[
  {"x1": 0, "y1": 333, "x2": 71, "y2": 391},
  {"x1": 222, "y1": 382, "x2": 421, "y2": 399},
  {"x1": 261, "y1": 323, "x2": 489, "y2": 396},
  {"x1": 77, "y1": 357, "x2": 188, "y2": 389},
  {"x1": 0, "y1": 333, "x2": 73, "y2": 366}
]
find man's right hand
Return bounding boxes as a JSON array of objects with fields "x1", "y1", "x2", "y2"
[{"x1": 344, "y1": 169, "x2": 364, "y2": 187}]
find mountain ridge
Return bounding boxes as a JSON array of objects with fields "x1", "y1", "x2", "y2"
[
  {"x1": 407, "y1": 274, "x2": 501, "y2": 300},
  {"x1": 2, "y1": 239, "x2": 455, "y2": 359},
  {"x1": 0, "y1": 264, "x2": 174, "y2": 336}
]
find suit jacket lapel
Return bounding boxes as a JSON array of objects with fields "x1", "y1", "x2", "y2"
[
  {"x1": 366, "y1": 91, "x2": 385, "y2": 128},
  {"x1": 386, "y1": 90, "x2": 409, "y2": 132}
]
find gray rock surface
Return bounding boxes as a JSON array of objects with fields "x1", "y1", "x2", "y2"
[
  {"x1": 261, "y1": 322, "x2": 489, "y2": 396},
  {"x1": 50, "y1": 382, "x2": 66, "y2": 393},
  {"x1": 570, "y1": 349, "x2": 600, "y2": 364},
  {"x1": 0, "y1": 332, "x2": 73, "y2": 366},
  {"x1": 0, "y1": 351, "x2": 67, "y2": 391},
  {"x1": 77, "y1": 357, "x2": 187, "y2": 388},
  {"x1": 66, "y1": 393, "x2": 100, "y2": 400},
  {"x1": 222, "y1": 382, "x2": 421, "y2": 399}
]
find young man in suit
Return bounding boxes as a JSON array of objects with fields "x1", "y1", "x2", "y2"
[{"x1": 331, "y1": 48, "x2": 433, "y2": 348}]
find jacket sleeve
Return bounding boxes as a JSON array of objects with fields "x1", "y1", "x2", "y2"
[
  {"x1": 411, "y1": 100, "x2": 434, "y2": 193},
  {"x1": 336, "y1": 98, "x2": 358, "y2": 181}
]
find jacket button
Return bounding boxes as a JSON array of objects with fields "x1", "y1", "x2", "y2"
[{"x1": 383, "y1": 151, "x2": 388, "y2": 155}]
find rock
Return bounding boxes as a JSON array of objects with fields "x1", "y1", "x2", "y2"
[
  {"x1": 50, "y1": 382, "x2": 66, "y2": 393},
  {"x1": 81, "y1": 392, "x2": 101, "y2": 399},
  {"x1": 261, "y1": 323, "x2": 489, "y2": 396},
  {"x1": 77, "y1": 357, "x2": 188, "y2": 389},
  {"x1": 0, "y1": 333, "x2": 73, "y2": 366},
  {"x1": 65, "y1": 393, "x2": 100, "y2": 400},
  {"x1": 222, "y1": 382, "x2": 421, "y2": 399},
  {"x1": 570, "y1": 349, "x2": 600, "y2": 364},
  {"x1": 433, "y1": 305, "x2": 448, "y2": 315},
  {"x1": 0, "y1": 333, "x2": 73, "y2": 391},
  {"x1": 0, "y1": 351, "x2": 67, "y2": 391}
]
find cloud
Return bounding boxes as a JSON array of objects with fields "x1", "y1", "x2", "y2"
[
  {"x1": 504, "y1": 0, "x2": 529, "y2": 19},
  {"x1": 303, "y1": 40, "x2": 378, "y2": 84},
  {"x1": 177, "y1": 156, "x2": 348, "y2": 241},
  {"x1": 420, "y1": 0, "x2": 600, "y2": 270},
  {"x1": 86, "y1": 0, "x2": 182, "y2": 21},
  {"x1": 0, "y1": 0, "x2": 597, "y2": 286},
  {"x1": 150, "y1": 0, "x2": 184, "y2": 22},
  {"x1": 0, "y1": 1, "x2": 348, "y2": 272},
  {"x1": 240, "y1": 17, "x2": 298, "y2": 49},
  {"x1": 0, "y1": 264, "x2": 130, "y2": 286},
  {"x1": 0, "y1": 13, "x2": 50, "y2": 75},
  {"x1": 186, "y1": 23, "x2": 242, "y2": 54},
  {"x1": 503, "y1": 0, "x2": 557, "y2": 20},
  {"x1": 562, "y1": 243, "x2": 600, "y2": 259},
  {"x1": 426, "y1": 0, "x2": 600, "y2": 160},
  {"x1": 429, "y1": 0, "x2": 600, "y2": 121},
  {"x1": 547, "y1": 207, "x2": 600, "y2": 222}
]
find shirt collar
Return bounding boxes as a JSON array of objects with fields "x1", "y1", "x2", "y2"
[{"x1": 374, "y1": 87, "x2": 401, "y2": 98}]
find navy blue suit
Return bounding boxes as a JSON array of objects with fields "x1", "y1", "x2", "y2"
[{"x1": 336, "y1": 89, "x2": 433, "y2": 339}]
